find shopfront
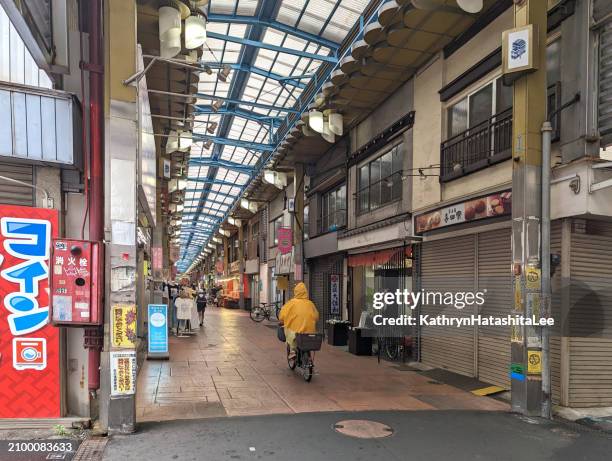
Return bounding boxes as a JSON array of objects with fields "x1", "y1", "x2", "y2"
[{"x1": 415, "y1": 191, "x2": 513, "y2": 388}]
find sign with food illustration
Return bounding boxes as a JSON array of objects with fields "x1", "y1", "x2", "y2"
[{"x1": 415, "y1": 191, "x2": 512, "y2": 233}]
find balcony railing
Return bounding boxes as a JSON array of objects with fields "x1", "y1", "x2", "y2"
[
  {"x1": 440, "y1": 108, "x2": 512, "y2": 182},
  {"x1": 440, "y1": 83, "x2": 561, "y2": 182}
]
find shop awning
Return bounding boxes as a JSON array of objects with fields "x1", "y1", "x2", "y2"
[{"x1": 348, "y1": 247, "x2": 412, "y2": 268}]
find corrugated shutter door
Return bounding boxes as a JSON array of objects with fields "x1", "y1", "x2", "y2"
[
  {"x1": 549, "y1": 221, "x2": 563, "y2": 404},
  {"x1": 0, "y1": 162, "x2": 34, "y2": 206},
  {"x1": 421, "y1": 235, "x2": 476, "y2": 377},
  {"x1": 599, "y1": 21, "x2": 612, "y2": 147},
  {"x1": 477, "y1": 228, "x2": 511, "y2": 388},
  {"x1": 569, "y1": 222, "x2": 612, "y2": 407}
]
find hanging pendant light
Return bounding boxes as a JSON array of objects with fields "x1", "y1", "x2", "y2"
[
  {"x1": 211, "y1": 99, "x2": 223, "y2": 112},
  {"x1": 321, "y1": 120, "x2": 335, "y2": 143},
  {"x1": 308, "y1": 110, "x2": 324, "y2": 133},
  {"x1": 217, "y1": 64, "x2": 232, "y2": 82},
  {"x1": 206, "y1": 121, "x2": 218, "y2": 134},
  {"x1": 203, "y1": 139, "x2": 213, "y2": 150},
  {"x1": 158, "y1": 6, "x2": 181, "y2": 58},
  {"x1": 457, "y1": 0, "x2": 483, "y2": 13},
  {"x1": 185, "y1": 14, "x2": 207, "y2": 50},
  {"x1": 328, "y1": 112, "x2": 344, "y2": 136}
]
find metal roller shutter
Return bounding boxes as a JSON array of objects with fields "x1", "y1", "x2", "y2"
[
  {"x1": 0, "y1": 161, "x2": 34, "y2": 206},
  {"x1": 598, "y1": 21, "x2": 612, "y2": 147},
  {"x1": 594, "y1": 0, "x2": 612, "y2": 24},
  {"x1": 568, "y1": 221, "x2": 612, "y2": 407},
  {"x1": 476, "y1": 229, "x2": 512, "y2": 388},
  {"x1": 421, "y1": 235, "x2": 476, "y2": 377},
  {"x1": 549, "y1": 221, "x2": 563, "y2": 404}
]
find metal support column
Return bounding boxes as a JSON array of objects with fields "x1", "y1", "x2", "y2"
[
  {"x1": 238, "y1": 221, "x2": 245, "y2": 309},
  {"x1": 293, "y1": 163, "x2": 305, "y2": 282},
  {"x1": 509, "y1": 0, "x2": 548, "y2": 416},
  {"x1": 223, "y1": 236, "x2": 229, "y2": 277}
]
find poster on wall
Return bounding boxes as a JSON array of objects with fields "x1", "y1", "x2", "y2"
[
  {"x1": 110, "y1": 350, "x2": 137, "y2": 396},
  {"x1": 0, "y1": 205, "x2": 61, "y2": 418},
  {"x1": 111, "y1": 304, "x2": 137, "y2": 348}
]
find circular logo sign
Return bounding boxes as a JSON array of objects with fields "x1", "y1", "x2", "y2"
[{"x1": 150, "y1": 312, "x2": 166, "y2": 328}]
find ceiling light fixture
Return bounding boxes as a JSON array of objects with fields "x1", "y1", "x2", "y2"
[
  {"x1": 217, "y1": 64, "x2": 232, "y2": 82},
  {"x1": 185, "y1": 13, "x2": 207, "y2": 50},
  {"x1": 206, "y1": 121, "x2": 218, "y2": 134},
  {"x1": 158, "y1": 6, "x2": 182, "y2": 58},
  {"x1": 211, "y1": 99, "x2": 223, "y2": 112},
  {"x1": 308, "y1": 110, "x2": 324, "y2": 133}
]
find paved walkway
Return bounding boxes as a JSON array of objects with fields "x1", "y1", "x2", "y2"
[{"x1": 136, "y1": 307, "x2": 508, "y2": 421}]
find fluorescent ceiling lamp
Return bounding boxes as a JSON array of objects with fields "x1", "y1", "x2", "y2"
[
  {"x1": 308, "y1": 110, "x2": 324, "y2": 133},
  {"x1": 219, "y1": 229, "x2": 230, "y2": 237},
  {"x1": 185, "y1": 14, "x2": 207, "y2": 50},
  {"x1": 212, "y1": 236, "x2": 221, "y2": 243},
  {"x1": 328, "y1": 112, "x2": 343, "y2": 136}
]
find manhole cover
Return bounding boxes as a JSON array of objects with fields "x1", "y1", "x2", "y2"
[{"x1": 333, "y1": 420, "x2": 394, "y2": 439}]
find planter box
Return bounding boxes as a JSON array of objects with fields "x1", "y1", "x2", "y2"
[
  {"x1": 348, "y1": 328, "x2": 372, "y2": 356},
  {"x1": 327, "y1": 323, "x2": 349, "y2": 346}
]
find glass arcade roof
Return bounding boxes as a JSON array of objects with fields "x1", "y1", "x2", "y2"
[{"x1": 177, "y1": 0, "x2": 371, "y2": 272}]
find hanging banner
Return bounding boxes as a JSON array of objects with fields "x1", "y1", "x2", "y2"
[
  {"x1": 148, "y1": 304, "x2": 169, "y2": 356},
  {"x1": 111, "y1": 304, "x2": 137, "y2": 348},
  {"x1": 277, "y1": 227, "x2": 292, "y2": 255},
  {"x1": 0, "y1": 205, "x2": 61, "y2": 418},
  {"x1": 330, "y1": 274, "x2": 340, "y2": 315},
  {"x1": 110, "y1": 350, "x2": 137, "y2": 396}
]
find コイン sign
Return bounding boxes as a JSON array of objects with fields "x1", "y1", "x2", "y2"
[{"x1": 0, "y1": 205, "x2": 60, "y2": 418}]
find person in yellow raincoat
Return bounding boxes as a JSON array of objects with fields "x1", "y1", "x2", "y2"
[{"x1": 278, "y1": 282, "x2": 320, "y2": 359}]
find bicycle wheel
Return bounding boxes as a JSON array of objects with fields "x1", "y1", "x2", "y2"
[
  {"x1": 287, "y1": 344, "x2": 297, "y2": 370},
  {"x1": 384, "y1": 338, "x2": 400, "y2": 361},
  {"x1": 250, "y1": 306, "x2": 266, "y2": 322},
  {"x1": 302, "y1": 353, "x2": 313, "y2": 382},
  {"x1": 275, "y1": 304, "x2": 281, "y2": 320}
]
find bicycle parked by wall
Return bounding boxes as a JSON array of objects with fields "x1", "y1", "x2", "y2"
[{"x1": 249, "y1": 301, "x2": 281, "y2": 322}]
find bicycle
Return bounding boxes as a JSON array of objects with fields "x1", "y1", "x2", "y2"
[
  {"x1": 287, "y1": 333, "x2": 323, "y2": 382},
  {"x1": 250, "y1": 301, "x2": 281, "y2": 322}
]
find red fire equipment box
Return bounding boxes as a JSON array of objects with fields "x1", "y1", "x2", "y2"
[{"x1": 50, "y1": 239, "x2": 103, "y2": 326}]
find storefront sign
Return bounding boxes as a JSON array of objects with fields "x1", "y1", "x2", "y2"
[
  {"x1": 502, "y1": 24, "x2": 538, "y2": 76},
  {"x1": 275, "y1": 248, "x2": 294, "y2": 275},
  {"x1": 148, "y1": 304, "x2": 169, "y2": 355},
  {"x1": 110, "y1": 350, "x2": 136, "y2": 396},
  {"x1": 415, "y1": 191, "x2": 512, "y2": 233},
  {"x1": 277, "y1": 227, "x2": 292, "y2": 255},
  {"x1": 230, "y1": 260, "x2": 240, "y2": 274},
  {"x1": 330, "y1": 274, "x2": 340, "y2": 315},
  {"x1": 111, "y1": 304, "x2": 137, "y2": 348},
  {"x1": 0, "y1": 205, "x2": 61, "y2": 418}
]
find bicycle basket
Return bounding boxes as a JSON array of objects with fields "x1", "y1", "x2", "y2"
[{"x1": 296, "y1": 333, "x2": 323, "y2": 351}]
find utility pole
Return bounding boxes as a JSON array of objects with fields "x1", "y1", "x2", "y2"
[{"x1": 506, "y1": 0, "x2": 549, "y2": 417}]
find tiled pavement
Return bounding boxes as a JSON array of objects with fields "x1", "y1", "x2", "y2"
[{"x1": 136, "y1": 307, "x2": 508, "y2": 421}]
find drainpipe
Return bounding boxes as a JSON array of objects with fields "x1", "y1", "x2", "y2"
[
  {"x1": 84, "y1": 0, "x2": 105, "y2": 394},
  {"x1": 541, "y1": 121, "x2": 552, "y2": 419},
  {"x1": 541, "y1": 93, "x2": 579, "y2": 418}
]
